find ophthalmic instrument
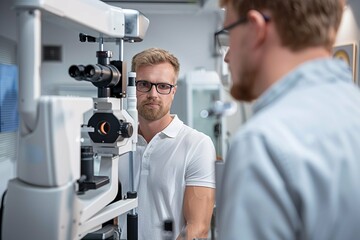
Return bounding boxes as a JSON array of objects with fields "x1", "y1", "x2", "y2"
[{"x1": 1, "y1": 0, "x2": 148, "y2": 239}]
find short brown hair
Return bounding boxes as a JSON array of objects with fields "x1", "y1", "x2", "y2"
[
  {"x1": 220, "y1": 0, "x2": 344, "y2": 51},
  {"x1": 131, "y1": 48, "x2": 180, "y2": 83}
]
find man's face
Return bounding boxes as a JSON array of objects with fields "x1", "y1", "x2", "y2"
[
  {"x1": 136, "y1": 62, "x2": 176, "y2": 121},
  {"x1": 224, "y1": 5, "x2": 258, "y2": 102}
]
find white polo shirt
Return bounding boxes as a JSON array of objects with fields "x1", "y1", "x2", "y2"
[{"x1": 118, "y1": 115, "x2": 216, "y2": 240}]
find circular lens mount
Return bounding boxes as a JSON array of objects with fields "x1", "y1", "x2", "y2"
[{"x1": 88, "y1": 113, "x2": 133, "y2": 143}]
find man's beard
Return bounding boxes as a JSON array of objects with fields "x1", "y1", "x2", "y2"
[
  {"x1": 230, "y1": 68, "x2": 257, "y2": 102},
  {"x1": 230, "y1": 83, "x2": 255, "y2": 102},
  {"x1": 138, "y1": 101, "x2": 168, "y2": 121}
]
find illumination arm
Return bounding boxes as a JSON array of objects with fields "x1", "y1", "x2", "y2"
[{"x1": 15, "y1": 0, "x2": 126, "y2": 38}]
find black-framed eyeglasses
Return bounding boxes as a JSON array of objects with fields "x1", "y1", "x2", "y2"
[
  {"x1": 135, "y1": 80, "x2": 176, "y2": 95},
  {"x1": 215, "y1": 14, "x2": 271, "y2": 55}
]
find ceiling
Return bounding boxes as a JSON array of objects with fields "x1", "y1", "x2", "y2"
[{"x1": 102, "y1": 0, "x2": 222, "y2": 14}]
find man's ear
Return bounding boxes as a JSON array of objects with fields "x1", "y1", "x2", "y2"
[{"x1": 247, "y1": 10, "x2": 268, "y2": 48}]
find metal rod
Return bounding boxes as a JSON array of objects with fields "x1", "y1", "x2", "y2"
[
  {"x1": 99, "y1": 34, "x2": 104, "y2": 51},
  {"x1": 119, "y1": 39, "x2": 124, "y2": 61}
]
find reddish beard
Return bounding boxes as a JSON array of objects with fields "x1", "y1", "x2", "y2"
[
  {"x1": 230, "y1": 67, "x2": 258, "y2": 102},
  {"x1": 230, "y1": 82, "x2": 256, "y2": 101},
  {"x1": 138, "y1": 100, "x2": 166, "y2": 121}
]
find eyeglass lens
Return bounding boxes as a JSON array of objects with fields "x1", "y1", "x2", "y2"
[{"x1": 216, "y1": 33, "x2": 229, "y2": 56}]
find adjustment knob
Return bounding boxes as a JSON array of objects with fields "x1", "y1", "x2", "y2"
[{"x1": 119, "y1": 122, "x2": 133, "y2": 138}]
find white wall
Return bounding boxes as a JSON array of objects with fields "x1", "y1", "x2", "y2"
[
  {"x1": 336, "y1": 0, "x2": 360, "y2": 85},
  {"x1": 40, "y1": 11, "x2": 220, "y2": 94},
  {"x1": 0, "y1": 0, "x2": 17, "y2": 42},
  {"x1": 2, "y1": 0, "x2": 359, "y2": 93},
  {"x1": 0, "y1": 0, "x2": 221, "y2": 94},
  {"x1": 337, "y1": 0, "x2": 360, "y2": 43}
]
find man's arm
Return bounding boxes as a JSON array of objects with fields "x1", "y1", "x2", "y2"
[{"x1": 179, "y1": 185, "x2": 215, "y2": 240}]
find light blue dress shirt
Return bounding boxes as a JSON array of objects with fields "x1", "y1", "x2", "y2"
[{"x1": 218, "y1": 58, "x2": 360, "y2": 240}]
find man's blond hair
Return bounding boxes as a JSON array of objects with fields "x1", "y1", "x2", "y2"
[{"x1": 131, "y1": 48, "x2": 180, "y2": 83}]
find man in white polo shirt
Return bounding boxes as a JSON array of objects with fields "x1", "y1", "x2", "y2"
[{"x1": 119, "y1": 48, "x2": 215, "y2": 240}]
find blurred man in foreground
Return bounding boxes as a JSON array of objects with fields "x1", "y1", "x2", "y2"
[{"x1": 217, "y1": 0, "x2": 360, "y2": 239}]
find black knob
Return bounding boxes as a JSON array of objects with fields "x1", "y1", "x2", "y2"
[{"x1": 119, "y1": 122, "x2": 133, "y2": 138}]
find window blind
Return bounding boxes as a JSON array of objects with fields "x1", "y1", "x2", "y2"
[{"x1": 0, "y1": 36, "x2": 18, "y2": 163}]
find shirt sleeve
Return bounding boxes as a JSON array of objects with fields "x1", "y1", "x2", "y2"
[
  {"x1": 217, "y1": 132, "x2": 302, "y2": 240},
  {"x1": 185, "y1": 134, "x2": 216, "y2": 188}
]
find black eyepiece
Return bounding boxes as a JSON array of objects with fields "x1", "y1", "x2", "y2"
[{"x1": 68, "y1": 65, "x2": 85, "y2": 80}]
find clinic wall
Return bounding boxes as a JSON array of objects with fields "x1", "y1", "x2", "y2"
[
  {"x1": 336, "y1": 0, "x2": 360, "y2": 44},
  {"x1": 335, "y1": 1, "x2": 360, "y2": 84},
  {"x1": 40, "y1": 12, "x2": 219, "y2": 94},
  {"x1": 0, "y1": 0, "x2": 17, "y2": 42},
  {"x1": 2, "y1": 0, "x2": 360, "y2": 90},
  {"x1": 0, "y1": 0, "x2": 219, "y2": 94}
]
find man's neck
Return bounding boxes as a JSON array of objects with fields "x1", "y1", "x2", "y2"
[{"x1": 138, "y1": 114, "x2": 174, "y2": 143}]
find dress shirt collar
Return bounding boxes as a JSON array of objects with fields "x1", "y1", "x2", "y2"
[{"x1": 253, "y1": 58, "x2": 352, "y2": 114}]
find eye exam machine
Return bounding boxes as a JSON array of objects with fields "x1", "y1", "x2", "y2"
[{"x1": 1, "y1": 0, "x2": 148, "y2": 239}]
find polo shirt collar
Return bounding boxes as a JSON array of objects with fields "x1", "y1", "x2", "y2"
[{"x1": 161, "y1": 114, "x2": 183, "y2": 138}]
